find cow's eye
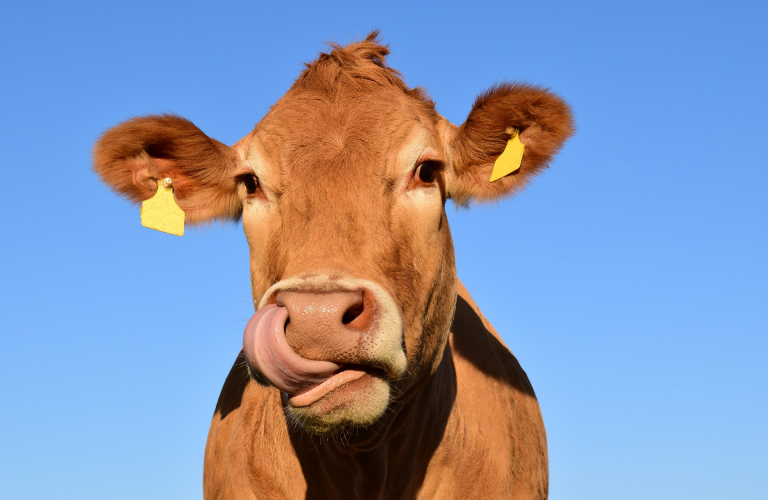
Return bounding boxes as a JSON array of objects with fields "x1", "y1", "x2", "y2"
[
  {"x1": 240, "y1": 174, "x2": 261, "y2": 196},
  {"x1": 415, "y1": 161, "x2": 437, "y2": 184}
]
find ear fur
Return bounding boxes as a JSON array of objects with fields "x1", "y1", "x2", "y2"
[
  {"x1": 93, "y1": 114, "x2": 244, "y2": 224},
  {"x1": 448, "y1": 83, "x2": 574, "y2": 205}
]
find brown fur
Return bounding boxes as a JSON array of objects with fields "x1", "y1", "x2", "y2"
[
  {"x1": 450, "y1": 83, "x2": 574, "y2": 205},
  {"x1": 92, "y1": 32, "x2": 572, "y2": 499},
  {"x1": 296, "y1": 31, "x2": 434, "y2": 109},
  {"x1": 93, "y1": 114, "x2": 245, "y2": 223}
]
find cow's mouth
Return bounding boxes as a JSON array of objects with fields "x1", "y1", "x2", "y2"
[
  {"x1": 288, "y1": 364, "x2": 386, "y2": 407},
  {"x1": 242, "y1": 304, "x2": 392, "y2": 408}
]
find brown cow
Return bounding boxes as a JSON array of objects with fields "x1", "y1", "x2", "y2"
[{"x1": 93, "y1": 33, "x2": 572, "y2": 499}]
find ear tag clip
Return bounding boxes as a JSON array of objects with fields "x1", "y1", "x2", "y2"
[
  {"x1": 140, "y1": 178, "x2": 185, "y2": 237},
  {"x1": 490, "y1": 128, "x2": 525, "y2": 182}
]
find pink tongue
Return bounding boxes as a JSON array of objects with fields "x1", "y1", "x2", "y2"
[{"x1": 242, "y1": 304, "x2": 341, "y2": 396}]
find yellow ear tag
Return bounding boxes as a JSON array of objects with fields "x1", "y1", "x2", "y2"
[
  {"x1": 140, "y1": 178, "x2": 185, "y2": 236},
  {"x1": 489, "y1": 128, "x2": 525, "y2": 182}
]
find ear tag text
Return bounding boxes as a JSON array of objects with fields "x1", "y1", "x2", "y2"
[
  {"x1": 490, "y1": 128, "x2": 525, "y2": 182},
  {"x1": 140, "y1": 178, "x2": 185, "y2": 236}
]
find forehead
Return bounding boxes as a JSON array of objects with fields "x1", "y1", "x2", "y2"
[
  {"x1": 264, "y1": 82, "x2": 435, "y2": 141},
  {"x1": 252, "y1": 87, "x2": 439, "y2": 178},
  {"x1": 243, "y1": 39, "x2": 441, "y2": 190}
]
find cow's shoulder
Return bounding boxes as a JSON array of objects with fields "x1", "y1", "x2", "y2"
[
  {"x1": 421, "y1": 280, "x2": 548, "y2": 498},
  {"x1": 204, "y1": 353, "x2": 306, "y2": 500}
]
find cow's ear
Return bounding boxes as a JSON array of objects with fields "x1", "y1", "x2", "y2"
[
  {"x1": 446, "y1": 83, "x2": 574, "y2": 205},
  {"x1": 93, "y1": 114, "x2": 248, "y2": 224}
]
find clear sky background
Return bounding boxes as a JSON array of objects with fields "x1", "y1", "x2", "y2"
[{"x1": 1, "y1": 1, "x2": 766, "y2": 498}]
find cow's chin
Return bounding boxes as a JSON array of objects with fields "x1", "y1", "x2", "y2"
[{"x1": 285, "y1": 373, "x2": 391, "y2": 436}]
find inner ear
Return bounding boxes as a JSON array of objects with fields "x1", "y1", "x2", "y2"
[
  {"x1": 126, "y1": 156, "x2": 177, "y2": 197},
  {"x1": 448, "y1": 83, "x2": 574, "y2": 205}
]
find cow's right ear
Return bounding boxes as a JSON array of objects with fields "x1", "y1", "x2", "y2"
[{"x1": 93, "y1": 114, "x2": 249, "y2": 224}]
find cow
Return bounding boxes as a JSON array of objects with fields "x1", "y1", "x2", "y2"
[{"x1": 93, "y1": 33, "x2": 573, "y2": 499}]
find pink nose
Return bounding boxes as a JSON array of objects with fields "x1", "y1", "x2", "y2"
[{"x1": 276, "y1": 289, "x2": 373, "y2": 362}]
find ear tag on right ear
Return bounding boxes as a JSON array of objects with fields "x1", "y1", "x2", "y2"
[
  {"x1": 490, "y1": 128, "x2": 525, "y2": 182},
  {"x1": 140, "y1": 178, "x2": 185, "y2": 237}
]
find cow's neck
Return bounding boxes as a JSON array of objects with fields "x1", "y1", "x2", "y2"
[{"x1": 288, "y1": 342, "x2": 456, "y2": 499}]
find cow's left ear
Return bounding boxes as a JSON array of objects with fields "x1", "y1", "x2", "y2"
[
  {"x1": 445, "y1": 83, "x2": 574, "y2": 205},
  {"x1": 93, "y1": 114, "x2": 249, "y2": 224}
]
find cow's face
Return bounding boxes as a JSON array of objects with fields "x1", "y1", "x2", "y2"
[
  {"x1": 236, "y1": 83, "x2": 457, "y2": 433},
  {"x1": 93, "y1": 35, "x2": 572, "y2": 436}
]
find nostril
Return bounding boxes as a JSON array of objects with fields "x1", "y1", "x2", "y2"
[
  {"x1": 342, "y1": 301, "x2": 365, "y2": 325},
  {"x1": 343, "y1": 291, "x2": 373, "y2": 330}
]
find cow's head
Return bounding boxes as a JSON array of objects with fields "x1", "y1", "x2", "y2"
[{"x1": 94, "y1": 34, "x2": 572, "y2": 436}]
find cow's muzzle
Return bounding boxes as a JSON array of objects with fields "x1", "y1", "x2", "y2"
[{"x1": 243, "y1": 276, "x2": 407, "y2": 408}]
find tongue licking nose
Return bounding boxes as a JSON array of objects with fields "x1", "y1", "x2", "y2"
[
  {"x1": 242, "y1": 304, "x2": 341, "y2": 396},
  {"x1": 242, "y1": 289, "x2": 372, "y2": 407}
]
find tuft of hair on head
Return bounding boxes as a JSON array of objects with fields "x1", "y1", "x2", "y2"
[{"x1": 295, "y1": 30, "x2": 432, "y2": 105}]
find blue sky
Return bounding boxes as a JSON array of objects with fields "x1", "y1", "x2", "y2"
[{"x1": 1, "y1": 1, "x2": 766, "y2": 498}]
